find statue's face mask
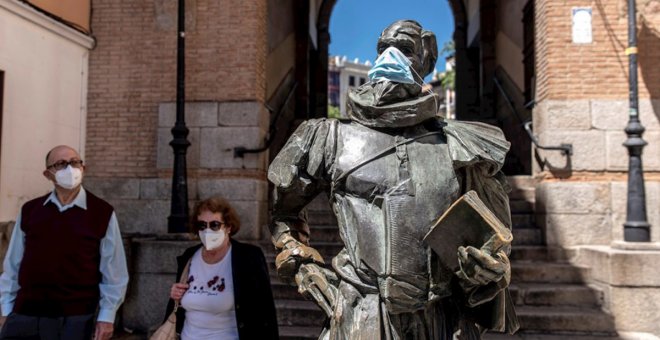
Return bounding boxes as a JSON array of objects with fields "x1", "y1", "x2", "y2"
[{"x1": 367, "y1": 46, "x2": 424, "y2": 106}]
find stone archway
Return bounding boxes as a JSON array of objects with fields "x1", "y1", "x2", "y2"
[{"x1": 266, "y1": 0, "x2": 533, "y2": 175}]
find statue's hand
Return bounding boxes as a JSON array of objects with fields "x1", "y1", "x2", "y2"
[
  {"x1": 456, "y1": 246, "x2": 510, "y2": 287},
  {"x1": 274, "y1": 234, "x2": 325, "y2": 281},
  {"x1": 295, "y1": 263, "x2": 339, "y2": 317}
]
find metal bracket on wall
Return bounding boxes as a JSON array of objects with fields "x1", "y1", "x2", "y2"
[
  {"x1": 234, "y1": 83, "x2": 298, "y2": 158},
  {"x1": 523, "y1": 121, "x2": 573, "y2": 156}
]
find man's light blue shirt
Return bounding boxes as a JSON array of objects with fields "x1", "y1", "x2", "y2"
[{"x1": 0, "y1": 187, "x2": 129, "y2": 322}]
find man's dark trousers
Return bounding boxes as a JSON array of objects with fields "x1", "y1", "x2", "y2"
[{"x1": 0, "y1": 313, "x2": 94, "y2": 340}]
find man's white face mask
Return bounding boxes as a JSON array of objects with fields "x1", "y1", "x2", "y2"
[
  {"x1": 199, "y1": 228, "x2": 226, "y2": 251},
  {"x1": 54, "y1": 165, "x2": 83, "y2": 190}
]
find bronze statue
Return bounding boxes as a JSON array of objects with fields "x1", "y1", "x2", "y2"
[{"x1": 268, "y1": 20, "x2": 519, "y2": 339}]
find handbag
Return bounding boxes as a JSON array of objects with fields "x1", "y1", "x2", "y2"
[{"x1": 150, "y1": 258, "x2": 192, "y2": 340}]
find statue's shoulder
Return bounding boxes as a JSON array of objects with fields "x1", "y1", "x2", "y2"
[{"x1": 441, "y1": 118, "x2": 511, "y2": 176}]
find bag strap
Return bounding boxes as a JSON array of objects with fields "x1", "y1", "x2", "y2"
[{"x1": 173, "y1": 257, "x2": 193, "y2": 313}]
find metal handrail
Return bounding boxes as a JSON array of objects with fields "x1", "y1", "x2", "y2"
[
  {"x1": 523, "y1": 121, "x2": 573, "y2": 156},
  {"x1": 234, "y1": 83, "x2": 298, "y2": 158},
  {"x1": 493, "y1": 72, "x2": 572, "y2": 156}
]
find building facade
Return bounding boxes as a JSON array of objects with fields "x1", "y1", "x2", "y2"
[
  {"x1": 1, "y1": 0, "x2": 659, "y2": 337},
  {"x1": 327, "y1": 56, "x2": 371, "y2": 117},
  {"x1": 0, "y1": 0, "x2": 93, "y2": 222}
]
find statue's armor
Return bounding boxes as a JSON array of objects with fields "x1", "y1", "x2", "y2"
[{"x1": 330, "y1": 121, "x2": 460, "y2": 306}]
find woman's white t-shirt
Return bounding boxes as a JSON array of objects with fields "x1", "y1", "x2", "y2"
[{"x1": 180, "y1": 246, "x2": 239, "y2": 340}]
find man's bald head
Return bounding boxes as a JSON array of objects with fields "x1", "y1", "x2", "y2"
[{"x1": 45, "y1": 145, "x2": 80, "y2": 168}]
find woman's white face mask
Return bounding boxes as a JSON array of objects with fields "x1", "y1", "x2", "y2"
[{"x1": 199, "y1": 228, "x2": 226, "y2": 251}]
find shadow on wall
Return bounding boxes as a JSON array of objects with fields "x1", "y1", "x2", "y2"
[
  {"x1": 534, "y1": 151, "x2": 572, "y2": 179},
  {"x1": 639, "y1": 19, "x2": 660, "y2": 118}
]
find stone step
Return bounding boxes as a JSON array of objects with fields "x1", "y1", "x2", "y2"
[
  {"x1": 509, "y1": 246, "x2": 575, "y2": 262},
  {"x1": 306, "y1": 210, "x2": 337, "y2": 225},
  {"x1": 509, "y1": 283, "x2": 603, "y2": 307},
  {"x1": 509, "y1": 187, "x2": 536, "y2": 202},
  {"x1": 511, "y1": 214, "x2": 535, "y2": 229},
  {"x1": 509, "y1": 200, "x2": 534, "y2": 214},
  {"x1": 515, "y1": 305, "x2": 616, "y2": 334},
  {"x1": 513, "y1": 228, "x2": 543, "y2": 245},
  {"x1": 275, "y1": 300, "x2": 325, "y2": 327},
  {"x1": 508, "y1": 175, "x2": 538, "y2": 191},
  {"x1": 274, "y1": 303, "x2": 614, "y2": 335},
  {"x1": 512, "y1": 262, "x2": 590, "y2": 284},
  {"x1": 272, "y1": 281, "x2": 303, "y2": 300},
  {"x1": 264, "y1": 243, "x2": 561, "y2": 267},
  {"x1": 483, "y1": 332, "x2": 635, "y2": 340},
  {"x1": 308, "y1": 225, "x2": 342, "y2": 243},
  {"x1": 279, "y1": 326, "x2": 323, "y2": 340},
  {"x1": 273, "y1": 282, "x2": 604, "y2": 309}
]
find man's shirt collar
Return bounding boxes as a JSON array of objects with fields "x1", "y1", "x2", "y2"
[{"x1": 43, "y1": 186, "x2": 87, "y2": 212}]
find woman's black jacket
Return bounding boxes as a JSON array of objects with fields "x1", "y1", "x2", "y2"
[{"x1": 163, "y1": 239, "x2": 279, "y2": 339}]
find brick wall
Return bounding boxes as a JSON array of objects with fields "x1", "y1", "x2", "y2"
[
  {"x1": 86, "y1": 0, "x2": 267, "y2": 178},
  {"x1": 535, "y1": 0, "x2": 660, "y2": 101}
]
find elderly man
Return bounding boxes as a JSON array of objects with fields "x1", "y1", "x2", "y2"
[
  {"x1": 268, "y1": 20, "x2": 518, "y2": 339},
  {"x1": 0, "y1": 145, "x2": 128, "y2": 340}
]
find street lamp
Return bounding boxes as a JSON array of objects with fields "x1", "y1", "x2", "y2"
[
  {"x1": 168, "y1": 0, "x2": 190, "y2": 233},
  {"x1": 623, "y1": 0, "x2": 650, "y2": 242}
]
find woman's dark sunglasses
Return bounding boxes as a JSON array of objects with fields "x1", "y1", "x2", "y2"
[{"x1": 194, "y1": 220, "x2": 226, "y2": 231}]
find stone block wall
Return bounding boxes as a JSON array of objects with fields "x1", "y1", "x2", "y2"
[
  {"x1": 86, "y1": 0, "x2": 268, "y2": 179},
  {"x1": 85, "y1": 100, "x2": 270, "y2": 240}
]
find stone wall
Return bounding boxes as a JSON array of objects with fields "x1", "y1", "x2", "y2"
[
  {"x1": 534, "y1": 0, "x2": 660, "y2": 102},
  {"x1": 84, "y1": 100, "x2": 270, "y2": 240},
  {"x1": 87, "y1": 0, "x2": 268, "y2": 178}
]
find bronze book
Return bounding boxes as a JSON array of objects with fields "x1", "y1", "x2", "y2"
[{"x1": 423, "y1": 190, "x2": 513, "y2": 272}]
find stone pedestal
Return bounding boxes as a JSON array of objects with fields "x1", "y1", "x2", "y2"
[
  {"x1": 573, "y1": 244, "x2": 660, "y2": 335},
  {"x1": 121, "y1": 235, "x2": 199, "y2": 332}
]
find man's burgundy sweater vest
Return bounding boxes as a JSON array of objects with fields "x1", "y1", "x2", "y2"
[{"x1": 15, "y1": 191, "x2": 113, "y2": 317}]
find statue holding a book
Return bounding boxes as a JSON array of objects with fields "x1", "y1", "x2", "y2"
[{"x1": 268, "y1": 20, "x2": 519, "y2": 339}]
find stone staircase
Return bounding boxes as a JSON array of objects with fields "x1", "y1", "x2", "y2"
[{"x1": 267, "y1": 176, "x2": 619, "y2": 339}]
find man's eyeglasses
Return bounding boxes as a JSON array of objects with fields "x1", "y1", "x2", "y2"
[
  {"x1": 47, "y1": 159, "x2": 84, "y2": 171},
  {"x1": 194, "y1": 220, "x2": 226, "y2": 231}
]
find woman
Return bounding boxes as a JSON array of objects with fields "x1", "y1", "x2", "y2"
[{"x1": 164, "y1": 197, "x2": 278, "y2": 339}]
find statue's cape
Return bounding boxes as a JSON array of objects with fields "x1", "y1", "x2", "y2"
[{"x1": 442, "y1": 119, "x2": 511, "y2": 177}]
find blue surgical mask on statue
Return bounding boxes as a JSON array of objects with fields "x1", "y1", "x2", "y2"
[{"x1": 368, "y1": 46, "x2": 416, "y2": 84}]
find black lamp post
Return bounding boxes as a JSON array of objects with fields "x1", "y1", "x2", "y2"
[
  {"x1": 168, "y1": 0, "x2": 190, "y2": 233},
  {"x1": 623, "y1": 0, "x2": 650, "y2": 242}
]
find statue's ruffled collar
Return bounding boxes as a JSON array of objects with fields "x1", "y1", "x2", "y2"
[{"x1": 346, "y1": 83, "x2": 439, "y2": 128}]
